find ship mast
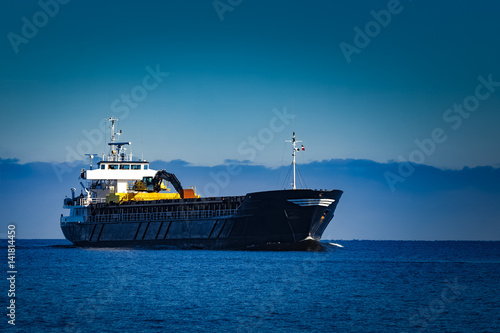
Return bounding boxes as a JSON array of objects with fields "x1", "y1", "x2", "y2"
[
  {"x1": 107, "y1": 117, "x2": 131, "y2": 161},
  {"x1": 109, "y1": 117, "x2": 119, "y2": 144},
  {"x1": 285, "y1": 132, "x2": 303, "y2": 190}
]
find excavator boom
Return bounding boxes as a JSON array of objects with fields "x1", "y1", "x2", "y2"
[{"x1": 153, "y1": 170, "x2": 196, "y2": 199}]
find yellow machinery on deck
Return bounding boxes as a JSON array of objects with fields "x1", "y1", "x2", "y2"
[{"x1": 106, "y1": 169, "x2": 199, "y2": 204}]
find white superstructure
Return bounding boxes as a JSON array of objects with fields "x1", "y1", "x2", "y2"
[
  {"x1": 62, "y1": 117, "x2": 161, "y2": 222},
  {"x1": 85, "y1": 162, "x2": 157, "y2": 193}
]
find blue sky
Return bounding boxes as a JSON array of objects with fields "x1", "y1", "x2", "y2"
[
  {"x1": 1, "y1": 1, "x2": 500, "y2": 240},
  {"x1": 1, "y1": 0, "x2": 499, "y2": 168}
]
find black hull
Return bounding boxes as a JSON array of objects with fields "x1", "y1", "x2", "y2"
[{"x1": 61, "y1": 189, "x2": 342, "y2": 251}]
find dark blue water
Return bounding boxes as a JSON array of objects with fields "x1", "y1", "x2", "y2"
[{"x1": 2, "y1": 240, "x2": 499, "y2": 332}]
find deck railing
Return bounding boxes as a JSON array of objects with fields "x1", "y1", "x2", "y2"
[
  {"x1": 65, "y1": 197, "x2": 106, "y2": 207},
  {"x1": 84, "y1": 209, "x2": 237, "y2": 223}
]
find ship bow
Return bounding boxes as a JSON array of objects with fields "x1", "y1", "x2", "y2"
[{"x1": 237, "y1": 189, "x2": 343, "y2": 246}]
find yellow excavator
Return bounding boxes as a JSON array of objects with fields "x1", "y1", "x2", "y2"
[
  {"x1": 134, "y1": 170, "x2": 196, "y2": 199},
  {"x1": 107, "y1": 170, "x2": 198, "y2": 204}
]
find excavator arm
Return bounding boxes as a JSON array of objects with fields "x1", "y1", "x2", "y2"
[{"x1": 153, "y1": 170, "x2": 196, "y2": 199}]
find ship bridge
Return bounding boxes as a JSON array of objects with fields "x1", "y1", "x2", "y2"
[{"x1": 84, "y1": 161, "x2": 157, "y2": 193}]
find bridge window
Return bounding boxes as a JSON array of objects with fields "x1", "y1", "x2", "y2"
[
  {"x1": 120, "y1": 165, "x2": 130, "y2": 170},
  {"x1": 144, "y1": 165, "x2": 149, "y2": 170},
  {"x1": 108, "y1": 165, "x2": 118, "y2": 170},
  {"x1": 131, "y1": 165, "x2": 141, "y2": 170},
  {"x1": 100, "y1": 164, "x2": 105, "y2": 170}
]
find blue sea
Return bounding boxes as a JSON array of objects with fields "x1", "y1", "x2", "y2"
[{"x1": 2, "y1": 240, "x2": 499, "y2": 332}]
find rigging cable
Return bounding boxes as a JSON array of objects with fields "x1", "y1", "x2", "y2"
[{"x1": 276, "y1": 141, "x2": 288, "y2": 189}]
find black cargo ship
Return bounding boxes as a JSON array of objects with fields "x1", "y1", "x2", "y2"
[{"x1": 60, "y1": 118, "x2": 343, "y2": 250}]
